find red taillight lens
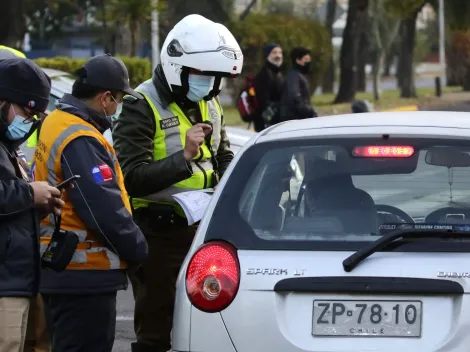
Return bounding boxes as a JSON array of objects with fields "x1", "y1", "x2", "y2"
[{"x1": 185, "y1": 241, "x2": 240, "y2": 313}]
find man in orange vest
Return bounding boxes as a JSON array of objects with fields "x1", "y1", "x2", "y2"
[{"x1": 32, "y1": 54, "x2": 148, "y2": 352}]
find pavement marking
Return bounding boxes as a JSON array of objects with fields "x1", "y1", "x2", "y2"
[{"x1": 116, "y1": 315, "x2": 134, "y2": 321}]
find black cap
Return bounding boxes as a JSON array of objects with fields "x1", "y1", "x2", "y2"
[
  {"x1": 75, "y1": 54, "x2": 142, "y2": 99},
  {"x1": 0, "y1": 58, "x2": 51, "y2": 113}
]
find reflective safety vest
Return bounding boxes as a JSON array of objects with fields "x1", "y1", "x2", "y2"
[
  {"x1": 26, "y1": 129, "x2": 38, "y2": 148},
  {"x1": 132, "y1": 80, "x2": 223, "y2": 209},
  {"x1": 0, "y1": 45, "x2": 26, "y2": 58},
  {"x1": 32, "y1": 110, "x2": 130, "y2": 270}
]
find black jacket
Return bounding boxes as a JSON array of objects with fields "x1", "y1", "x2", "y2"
[
  {"x1": 0, "y1": 138, "x2": 40, "y2": 297},
  {"x1": 39, "y1": 94, "x2": 148, "y2": 295},
  {"x1": 253, "y1": 62, "x2": 284, "y2": 128},
  {"x1": 279, "y1": 67, "x2": 317, "y2": 122},
  {"x1": 113, "y1": 65, "x2": 234, "y2": 199}
]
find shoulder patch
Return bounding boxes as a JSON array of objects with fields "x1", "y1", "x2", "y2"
[
  {"x1": 91, "y1": 164, "x2": 113, "y2": 184},
  {"x1": 123, "y1": 95, "x2": 139, "y2": 104}
]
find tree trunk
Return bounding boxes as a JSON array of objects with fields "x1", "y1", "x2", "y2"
[
  {"x1": 130, "y1": 22, "x2": 137, "y2": 57},
  {"x1": 321, "y1": 0, "x2": 337, "y2": 94},
  {"x1": 0, "y1": 0, "x2": 26, "y2": 48},
  {"x1": 372, "y1": 52, "x2": 385, "y2": 101},
  {"x1": 398, "y1": 10, "x2": 419, "y2": 98},
  {"x1": 356, "y1": 16, "x2": 370, "y2": 92},
  {"x1": 334, "y1": 0, "x2": 369, "y2": 104}
]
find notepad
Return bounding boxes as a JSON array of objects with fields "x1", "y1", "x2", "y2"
[{"x1": 172, "y1": 189, "x2": 214, "y2": 225}]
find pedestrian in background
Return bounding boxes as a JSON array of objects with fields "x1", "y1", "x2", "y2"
[
  {"x1": 279, "y1": 46, "x2": 318, "y2": 122},
  {"x1": 252, "y1": 43, "x2": 284, "y2": 131},
  {"x1": 33, "y1": 54, "x2": 148, "y2": 352},
  {"x1": 0, "y1": 57, "x2": 64, "y2": 352}
]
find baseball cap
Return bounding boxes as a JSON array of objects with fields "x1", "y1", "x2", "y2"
[{"x1": 75, "y1": 54, "x2": 142, "y2": 99}]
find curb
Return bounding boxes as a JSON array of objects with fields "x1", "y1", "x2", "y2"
[{"x1": 382, "y1": 105, "x2": 419, "y2": 112}]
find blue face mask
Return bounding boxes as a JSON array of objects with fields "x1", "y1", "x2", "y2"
[
  {"x1": 187, "y1": 74, "x2": 214, "y2": 102},
  {"x1": 6, "y1": 107, "x2": 33, "y2": 141}
]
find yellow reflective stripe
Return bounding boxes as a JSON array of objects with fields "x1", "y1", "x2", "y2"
[
  {"x1": 43, "y1": 124, "x2": 96, "y2": 186},
  {"x1": 0, "y1": 45, "x2": 26, "y2": 58}
]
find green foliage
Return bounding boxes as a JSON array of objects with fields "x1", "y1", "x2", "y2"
[
  {"x1": 34, "y1": 56, "x2": 152, "y2": 87},
  {"x1": 382, "y1": 0, "x2": 425, "y2": 19},
  {"x1": 229, "y1": 13, "x2": 332, "y2": 90}
]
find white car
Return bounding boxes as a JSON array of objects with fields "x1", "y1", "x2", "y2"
[{"x1": 173, "y1": 111, "x2": 470, "y2": 352}]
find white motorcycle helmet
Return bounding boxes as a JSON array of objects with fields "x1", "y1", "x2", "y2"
[{"x1": 160, "y1": 14, "x2": 243, "y2": 101}]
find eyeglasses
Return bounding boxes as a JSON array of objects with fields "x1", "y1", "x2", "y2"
[{"x1": 12, "y1": 105, "x2": 39, "y2": 124}]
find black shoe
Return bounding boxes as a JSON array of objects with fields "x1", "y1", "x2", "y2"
[{"x1": 131, "y1": 342, "x2": 157, "y2": 352}]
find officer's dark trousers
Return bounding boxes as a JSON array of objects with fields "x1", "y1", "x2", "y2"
[
  {"x1": 129, "y1": 209, "x2": 196, "y2": 352},
  {"x1": 42, "y1": 292, "x2": 117, "y2": 352}
]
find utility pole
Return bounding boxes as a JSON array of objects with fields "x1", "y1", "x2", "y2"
[
  {"x1": 151, "y1": 0, "x2": 160, "y2": 70},
  {"x1": 438, "y1": 0, "x2": 446, "y2": 86}
]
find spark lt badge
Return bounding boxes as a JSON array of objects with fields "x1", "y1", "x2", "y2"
[
  {"x1": 438, "y1": 271, "x2": 470, "y2": 278},
  {"x1": 246, "y1": 268, "x2": 306, "y2": 276}
]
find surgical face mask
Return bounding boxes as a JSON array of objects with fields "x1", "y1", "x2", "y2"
[
  {"x1": 268, "y1": 56, "x2": 283, "y2": 67},
  {"x1": 187, "y1": 74, "x2": 214, "y2": 102},
  {"x1": 6, "y1": 105, "x2": 33, "y2": 141},
  {"x1": 104, "y1": 95, "x2": 122, "y2": 122}
]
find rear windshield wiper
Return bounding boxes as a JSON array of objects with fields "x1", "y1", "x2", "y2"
[{"x1": 343, "y1": 229, "x2": 470, "y2": 272}]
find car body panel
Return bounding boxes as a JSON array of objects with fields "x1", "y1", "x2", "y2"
[{"x1": 174, "y1": 112, "x2": 470, "y2": 352}]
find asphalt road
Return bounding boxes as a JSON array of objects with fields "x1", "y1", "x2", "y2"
[{"x1": 18, "y1": 100, "x2": 470, "y2": 352}]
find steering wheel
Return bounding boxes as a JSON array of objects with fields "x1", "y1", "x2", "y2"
[
  {"x1": 376, "y1": 204, "x2": 415, "y2": 224},
  {"x1": 424, "y1": 207, "x2": 469, "y2": 223}
]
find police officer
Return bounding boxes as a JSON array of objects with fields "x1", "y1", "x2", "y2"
[
  {"x1": 0, "y1": 58, "x2": 64, "y2": 352},
  {"x1": 112, "y1": 14, "x2": 243, "y2": 352},
  {"x1": 32, "y1": 54, "x2": 148, "y2": 352}
]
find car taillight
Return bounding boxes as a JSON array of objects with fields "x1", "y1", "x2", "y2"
[{"x1": 185, "y1": 241, "x2": 240, "y2": 313}]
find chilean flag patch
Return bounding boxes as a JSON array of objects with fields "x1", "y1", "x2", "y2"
[{"x1": 91, "y1": 163, "x2": 113, "y2": 184}]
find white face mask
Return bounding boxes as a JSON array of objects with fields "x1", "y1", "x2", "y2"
[
  {"x1": 186, "y1": 74, "x2": 215, "y2": 102},
  {"x1": 268, "y1": 57, "x2": 283, "y2": 67}
]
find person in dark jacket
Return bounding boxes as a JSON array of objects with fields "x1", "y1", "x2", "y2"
[
  {"x1": 279, "y1": 46, "x2": 317, "y2": 122},
  {"x1": 112, "y1": 14, "x2": 241, "y2": 352},
  {"x1": 0, "y1": 58, "x2": 64, "y2": 352},
  {"x1": 32, "y1": 54, "x2": 148, "y2": 352},
  {"x1": 252, "y1": 43, "x2": 284, "y2": 131}
]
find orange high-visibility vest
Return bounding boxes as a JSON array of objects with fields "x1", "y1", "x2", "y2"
[{"x1": 33, "y1": 109, "x2": 130, "y2": 270}]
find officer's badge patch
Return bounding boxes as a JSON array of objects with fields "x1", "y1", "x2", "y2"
[
  {"x1": 160, "y1": 116, "x2": 180, "y2": 130},
  {"x1": 208, "y1": 103, "x2": 220, "y2": 121}
]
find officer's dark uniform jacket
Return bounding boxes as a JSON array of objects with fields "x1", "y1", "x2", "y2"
[
  {"x1": 112, "y1": 65, "x2": 234, "y2": 214},
  {"x1": 33, "y1": 94, "x2": 147, "y2": 294},
  {"x1": 0, "y1": 133, "x2": 41, "y2": 297}
]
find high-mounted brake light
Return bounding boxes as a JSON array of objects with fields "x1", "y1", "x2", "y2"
[
  {"x1": 352, "y1": 145, "x2": 415, "y2": 158},
  {"x1": 186, "y1": 241, "x2": 240, "y2": 313}
]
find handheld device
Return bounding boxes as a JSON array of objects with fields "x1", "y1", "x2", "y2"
[
  {"x1": 57, "y1": 175, "x2": 81, "y2": 189},
  {"x1": 202, "y1": 121, "x2": 213, "y2": 141}
]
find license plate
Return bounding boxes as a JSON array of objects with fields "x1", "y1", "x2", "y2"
[{"x1": 312, "y1": 300, "x2": 422, "y2": 337}]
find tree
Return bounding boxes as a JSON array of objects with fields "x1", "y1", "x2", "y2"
[
  {"x1": 108, "y1": 0, "x2": 163, "y2": 56},
  {"x1": 334, "y1": 0, "x2": 369, "y2": 104},
  {"x1": 0, "y1": 0, "x2": 27, "y2": 48},
  {"x1": 383, "y1": 0, "x2": 425, "y2": 98},
  {"x1": 321, "y1": 0, "x2": 337, "y2": 93},
  {"x1": 428, "y1": 0, "x2": 470, "y2": 89},
  {"x1": 370, "y1": 0, "x2": 400, "y2": 100}
]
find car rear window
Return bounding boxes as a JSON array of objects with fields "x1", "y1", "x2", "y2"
[{"x1": 205, "y1": 137, "x2": 470, "y2": 252}]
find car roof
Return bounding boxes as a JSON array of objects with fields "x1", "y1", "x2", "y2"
[
  {"x1": 42, "y1": 67, "x2": 71, "y2": 78},
  {"x1": 255, "y1": 111, "x2": 470, "y2": 143}
]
